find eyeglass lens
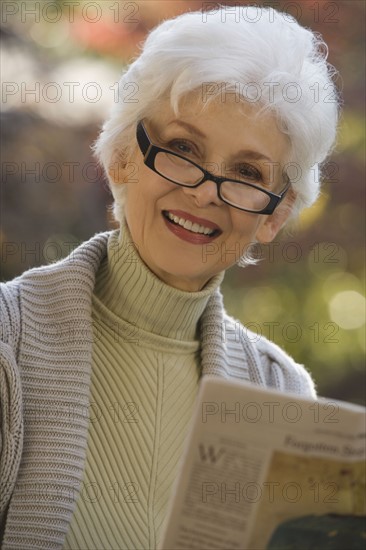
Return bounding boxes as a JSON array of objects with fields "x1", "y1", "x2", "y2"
[{"x1": 154, "y1": 151, "x2": 271, "y2": 211}]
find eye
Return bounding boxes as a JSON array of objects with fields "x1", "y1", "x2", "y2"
[
  {"x1": 168, "y1": 139, "x2": 197, "y2": 157},
  {"x1": 234, "y1": 163, "x2": 263, "y2": 182}
]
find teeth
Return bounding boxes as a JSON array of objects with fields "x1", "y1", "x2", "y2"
[{"x1": 166, "y1": 212, "x2": 215, "y2": 235}]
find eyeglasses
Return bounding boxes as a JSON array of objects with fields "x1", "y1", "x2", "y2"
[{"x1": 136, "y1": 120, "x2": 290, "y2": 215}]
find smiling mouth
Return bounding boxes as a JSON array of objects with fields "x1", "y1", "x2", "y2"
[{"x1": 162, "y1": 210, "x2": 221, "y2": 237}]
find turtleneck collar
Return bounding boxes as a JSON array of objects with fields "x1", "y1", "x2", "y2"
[{"x1": 93, "y1": 220, "x2": 225, "y2": 342}]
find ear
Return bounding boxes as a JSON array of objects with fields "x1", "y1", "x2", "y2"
[
  {"x1": 108, "y1": 144, "x2": 139, "y2": 185},
  {"x1": 108, "y1": 154, "x2": 127, "y2": 185},
  {"x1": 255, "y1": 189, "x2": 296, "y2": 243}
]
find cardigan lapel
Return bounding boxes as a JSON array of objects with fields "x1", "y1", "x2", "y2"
[
  {"x1": 2, "y1": 233, "x2": 109, "y2": 549},
  {"x1": 200, "y1": 288, "x2": 262, "y2": 383},
  {"x1": 200, "y1": 288, "x2": 231, "y2": 378}
]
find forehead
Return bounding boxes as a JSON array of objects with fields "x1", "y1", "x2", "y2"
[
  {"x1": 149, "y1": 91, "x2": 290, "y2": 166},
  {"x1": 152, "y1": 89, "x2": 279, "y2": 123}
]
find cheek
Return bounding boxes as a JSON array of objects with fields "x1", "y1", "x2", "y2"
[
  {"x1": 229, "y1": 211, "x2": 263, "y2": 239},
  {"x1": 125, "y1": 175, "x2": 150, "y2": 215},
  {"x1": 133, "y1": 168, "x2": 171, "y2": 204},
  {"x1": 124, "y1": 185, "x2": 147, "y2": 239},
  {"x1": 124, "y1": 173, "x2": 172, "y2": 229}
]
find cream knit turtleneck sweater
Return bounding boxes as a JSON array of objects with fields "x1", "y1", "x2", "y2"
[{"x1": 64, "y1": 223, "x2": 224, "y2": 550}]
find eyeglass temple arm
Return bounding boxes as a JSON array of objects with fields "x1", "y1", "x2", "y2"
[
  {"x1": 279, "y1": 180, "x2": 291, "y2": 198},
  {"x1": 136, "y1": 121, "x2": 150, "y2": 156}
]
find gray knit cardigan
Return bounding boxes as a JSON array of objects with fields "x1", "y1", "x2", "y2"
[{"x1": 0, "y1": 230, "x2": 316, "y2": 549}]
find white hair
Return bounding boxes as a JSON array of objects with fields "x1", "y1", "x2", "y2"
[{"x1": 94, "y1": 4, "x2": 340, "y2": 241}]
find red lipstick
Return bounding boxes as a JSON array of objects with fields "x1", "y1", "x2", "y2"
[{"x1": 162, "y1": 210, "x2": 222, "y2": 245}]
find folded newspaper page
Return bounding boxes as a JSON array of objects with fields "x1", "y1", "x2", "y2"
[{"x1": 159, "y1": 377, "x2": 366, "y2": 550}]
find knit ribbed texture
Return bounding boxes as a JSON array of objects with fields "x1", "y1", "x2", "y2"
[
  {"x1": 1, "y1": 234, "x2": 109, "y2": 550},
  {"x1": 0, "y1": 281, "x2": 23, "y2": 522},
  {"x1": 92, "y1": 227, "x2": 224, "y2": 341},
  {"x1": 64, "y1": 224, "x2": 223, "y2": 549},
  {"x1": 0, "y1": 227, "x2": 316, "y2": 550}
]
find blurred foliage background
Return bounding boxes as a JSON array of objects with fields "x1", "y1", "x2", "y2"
[{"x1": 1, "y1": 0, "x2": 365, "y2": 404}]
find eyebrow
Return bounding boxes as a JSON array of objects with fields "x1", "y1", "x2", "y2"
[
  {"x1": 232, "y1": 150, "x2": 273, "y2": 163},
  {"x1": 168, "y1": 119, "x2": 274, "y2": 163},
  {"x1": 168, "y1": 119, "x2": 206, "y2": 138}
]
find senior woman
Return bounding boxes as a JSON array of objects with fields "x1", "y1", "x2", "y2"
[{"x1": 0, "y1": 5, "x2": 339, "y2": 550}]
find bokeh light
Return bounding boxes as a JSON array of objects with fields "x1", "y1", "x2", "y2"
[{"x1": 329, "y1": 290, "x2": 365, "y2": 330}]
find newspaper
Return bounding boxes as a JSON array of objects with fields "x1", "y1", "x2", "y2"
[{"x1": 159, "y1": 377, "x2": 366, "y2": 550}]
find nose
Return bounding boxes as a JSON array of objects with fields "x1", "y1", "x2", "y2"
[{"x1": 181, "y1": 179, "x2": 224, "y2": 208}]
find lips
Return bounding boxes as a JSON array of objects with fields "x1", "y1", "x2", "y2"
[
  {"x1": 162, "y1": 209, "x2": 222, "y2": 244},
  {"x1": 163, "y1": 210, "x2": 222, "y2": 232}
]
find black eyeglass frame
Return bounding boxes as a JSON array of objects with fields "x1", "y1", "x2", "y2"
[{"x1": 136, "y1": 120, "x2": 290, "y2": 215}]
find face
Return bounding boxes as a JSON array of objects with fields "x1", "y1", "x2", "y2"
[{"x1": 114, "y1": 95, "x2": 292, "y2": 292}]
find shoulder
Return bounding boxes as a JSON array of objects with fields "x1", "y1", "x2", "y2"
[
  {"x1": 223, "y1": 312, "x2": 316, "y2": 399},
  {"x1": 254, "y1": 329, "x2": 317, "y2": 399},
  {"x1": 2, "y1": 230, "x2": 111, "y2": 288},
  {"x1": 0, "y1": 230, "x2": 111, "y2": 346},
  {"x1": 0, "y1": 278, "x2": 21, "y2": 351},
  {"x1": 18, "y1": 230, "x2": 111, "y2": 281}
]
